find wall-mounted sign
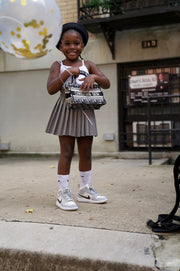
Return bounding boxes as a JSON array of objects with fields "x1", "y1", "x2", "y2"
[
  {"x1": 142, "y1": 40, "x2": 157, "y2": 48},
  {"x1": 129, "y1": 74, "x2": 157, "y2": 89},
  {"x1": 129, "y1": 73, "x2": 169, "y2": 103}
]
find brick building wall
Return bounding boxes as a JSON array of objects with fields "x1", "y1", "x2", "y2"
[
  {"x1": 55, "y1": 0, "x2": 96, "y2": 40},
  {"x1": 56, "y1": 0, "x2": 77, "y2": 23}
]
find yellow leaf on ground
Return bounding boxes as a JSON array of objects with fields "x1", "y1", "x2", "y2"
[
  {"x1": 25, "y1": 208, "x2": 34, "y2": 213},
  {"x1": 49, "y1": 165, "x2": 55, "y2": 168}
]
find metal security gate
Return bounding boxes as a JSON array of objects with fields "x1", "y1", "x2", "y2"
[{"x1": 118, "y1": 58, "x2": 180, "y2": 151}]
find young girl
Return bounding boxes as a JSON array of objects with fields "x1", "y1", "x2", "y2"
[{"x1": 46, "y1": 22, "x2": 110, "y2": 211}]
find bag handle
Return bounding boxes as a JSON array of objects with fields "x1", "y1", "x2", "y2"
[{"x1": 71, "y1": 70, "x2": 89, "y2": 85}]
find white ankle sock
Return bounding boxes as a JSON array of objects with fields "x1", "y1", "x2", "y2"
[
  {"x1": 57, "y1": 174, "x2": 69, "y2": 191},
  {"x1": 79, "y1": 170, "x2": 92, "y2": 188}
]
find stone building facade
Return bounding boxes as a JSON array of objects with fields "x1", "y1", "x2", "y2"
[{"x1": 0, "y1": 1, "x2": 179, "y2": 156}]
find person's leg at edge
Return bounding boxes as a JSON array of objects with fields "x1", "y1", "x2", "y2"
[{"x1": 56, "y1": 136, "x2": 78, "y2": 210}]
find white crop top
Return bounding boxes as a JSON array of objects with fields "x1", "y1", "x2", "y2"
[{"x1": 58, "y1": 60, "x2": 89, "y2": 86}]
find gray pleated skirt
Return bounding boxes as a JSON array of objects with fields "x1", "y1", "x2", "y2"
[{"x1": 46, "y1": 92, "x2": 98, "y2": 137}]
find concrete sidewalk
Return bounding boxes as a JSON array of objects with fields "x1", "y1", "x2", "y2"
[{"x1": 0, "y1": 156, "x2": 180, "y2": 270}]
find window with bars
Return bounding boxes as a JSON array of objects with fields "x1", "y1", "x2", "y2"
[{"x1": 118, "y1": 59, "x2": 180, "y2": 150}]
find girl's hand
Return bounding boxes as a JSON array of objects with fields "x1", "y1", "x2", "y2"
[
  {"x1": 84, "y1": 60, "x2": 110, "y2": 89},
  {"x1": 79, "y1": 75, "x2": 95, "y2": 91},
  {"x1": 68, "y1": 67, "x2": 80, "y2": 77}
]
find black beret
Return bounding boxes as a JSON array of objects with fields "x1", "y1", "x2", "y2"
[{"x1": 56, "y1": 22, "x2": 89, "y2": 50}]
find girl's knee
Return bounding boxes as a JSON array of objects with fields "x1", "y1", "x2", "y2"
[
  {"x1": 61, "y1": 151, "x2": 74, "y2": 162},
  {"x1": 79, "y1": 149, "x2": 92, "y2": 161}
]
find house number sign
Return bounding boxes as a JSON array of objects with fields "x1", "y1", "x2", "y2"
[{"x1": 142, "y1": 40, "x2": 157, "y2": 48}]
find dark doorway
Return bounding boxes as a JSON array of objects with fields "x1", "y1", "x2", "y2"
[{"x1": 118, "y1": 58, "x2": 180, "y2": 151}]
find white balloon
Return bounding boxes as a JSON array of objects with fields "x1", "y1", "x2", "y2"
[{"x1": 0, "y1": 0, "x2": 62, "y2": 59}]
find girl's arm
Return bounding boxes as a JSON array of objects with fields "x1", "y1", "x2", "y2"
[
  {"x1": 79, "y1": 60, "x2": 110, "y2": 91},
  {"x1": 47, "y1": 62, "x2": 78, "y2": 95}
]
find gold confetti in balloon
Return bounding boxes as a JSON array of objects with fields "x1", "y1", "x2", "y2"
[{"x1": 0, "y1": 0, "x2": 62, "y2": 59}]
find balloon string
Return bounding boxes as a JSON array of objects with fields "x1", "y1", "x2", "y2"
[{"x1": 47, "y1": 51, "x2": 58, "y2": 61}]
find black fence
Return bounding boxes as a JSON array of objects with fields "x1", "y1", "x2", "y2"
[
  {"x1": 78, "y1": 0, "x2": 180, "y2": 20},
  {"x1": 147, "y1": 94, "x2": 180, "y2": 164}
]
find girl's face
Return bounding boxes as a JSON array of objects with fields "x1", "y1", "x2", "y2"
[{"x1": 59, "y1": 30, "x2": 84, "y2": 61}]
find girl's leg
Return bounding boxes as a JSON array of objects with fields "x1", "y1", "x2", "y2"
[
  {"x1": 77, "y1": 136, "x2": 93, "y2": 171},
  {"x1": 57, "y1": 135, "x2": 75, "y2": 190},
  {"x1": 56, "y1": 136, "x2": 78, "y2": 211},
  {"x1": 77, "y1": 136, "x2": 107, "y2": 204},
  {"x1": 77, "y1": 136, "x2": 93, "y2": 187},
  {"x1": 58, "y1": 136, "x2": 75, "y2": 174}
]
